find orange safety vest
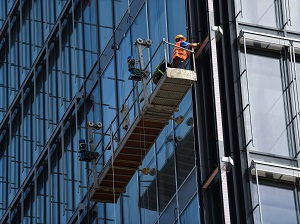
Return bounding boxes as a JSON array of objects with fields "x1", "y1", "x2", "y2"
[{"x1": 172, "y1": 41, "x2": 189, "y2": 60}]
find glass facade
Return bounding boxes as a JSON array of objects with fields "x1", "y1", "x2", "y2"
[
  {"x1": 4, "y1": 0, "x2": 300, "y2": 223},
  {"x1": 0, "y1": 0, "x2": 200, "y2": 223},
  {"x1": 237, "y1": 0, "x2": 300, "y2": 223}
]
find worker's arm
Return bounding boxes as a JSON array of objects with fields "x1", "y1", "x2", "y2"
[
  {"x1": 188, "y1": 42, "x2": 201, "y2": 49},
  {"x1": 180, "y1": 41, "x2": 201, "y2": 50}
]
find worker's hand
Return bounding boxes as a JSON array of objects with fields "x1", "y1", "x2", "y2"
[{"x1": 197, "y1": 42, "x2": 202, "y2": 48}]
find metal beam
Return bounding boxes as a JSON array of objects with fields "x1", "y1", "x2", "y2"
[{"x1": 207, "y1": 0, "x2": 231, "y2": 222}]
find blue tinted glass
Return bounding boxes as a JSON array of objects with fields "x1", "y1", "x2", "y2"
[
  {"x1": 123, "y1": 173, "x2": 140, "y2": 223},
  {"x1": 180, "y1": 196, "x2": 200, "y2": 224},
  {"x1": 166, "y1": 0, "x2": 187, "y2": 43}
]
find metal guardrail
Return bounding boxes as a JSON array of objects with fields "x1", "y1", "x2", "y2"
[{"x1": 88, "y1": 38, "x2": 196, "y2": 185}]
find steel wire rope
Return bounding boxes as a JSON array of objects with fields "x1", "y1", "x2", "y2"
[{"x1": 110, "y1": 124, "x2": 117, "y2": 224}]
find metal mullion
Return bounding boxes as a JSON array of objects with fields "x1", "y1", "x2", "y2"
[
  {"x1": 110, "y1": 124, "x2": 116, "y2": 214},
  {"x1": 282, "y1": 0, "x2": 288, "y2": 29},
  {"x1": 287, "y1": 0, "x2": 291, "y2": 26},
  {"x1": 8, "y1": 17, "x2": 11, "y2": 95},
  {"x1": 21, "y1": 89, "x2": 24, "y2": 172},
  {"x1": 46, "y1": 43, "x2": 51, "y2": 129},
  {"x1": 67, "y1": 28, "x2": 72, "y2": 102},
  {"x1": 48, "y1": 145, "x2": 52, "y2": 224},
  {"x1": 32, "y1": 0, "x2": 36, "y2": 51},
  {"x1": 34, "y1": 67, "x2": 37, "y2": 151},
  {"x1": 34, "y1": 168, "x2": 37, "y2": 224},
  {"x1": 81, "y1": 0, "x2": 86, "y2": 80},
  {"x1": 291, "y1": 44, "x2": 300, "y2": 156},
  {"x1": 173, "y1": 134, "x2": 180, "y2": 222},
  {"x1": 294, "y1": 187, "x2": 300, "y2": 223},
  {"x1": 9, "y1": 111, "x2": 12, "y2": 194},
  {"x1": 61, "y1": 125, "x2": 66, "y2": 216},
  {"x1": 46, "y1": 0, "x2": 49, "y2": 28},
  {"x1": 255, "y1": 169, "x2": 263, "y2": 224},
  {"x1": 21, "y1": 189, "x2": 24, "y2": 222},
  {"x1": 289, "y1": 44, "x2": 299, "y2": 155},
  {"x1": 72, "y1": 0, "x2": 77, "y2": 83},
  {"x1": 59, "y1": 20, "x2": 64, "y2": 106},
  {"x1": 75, "y1": 99, "x2": 81, "y2": 193},
  {"x1": 20, "y1": 0, "x2": 23, "y2": 74},
  {"x1": 242, "y1": 36, "x2": 254, "y2": 147},
  {"x1": 95, "y1": 0, "x2": 100, "y2": 56},
  {"x1": 238, "y1": 0, "x2": 243, "y2": 18}
]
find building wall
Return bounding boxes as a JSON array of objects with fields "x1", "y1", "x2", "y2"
[
  {"x1": 186, "y1": 0, "x2": 300, "y2": 223},
  {"x1": 0, "y1": 0, "x2": 201, "y2": 223},
  {"x1": 5, "y1": 0, "x2": 300, "y2": 223},
  {"x1": 235, "y1": 0, "x2": 300, "y2": 223},
  {"x1": 201, "y1": 0, "x2": 300, "y2": 223}
]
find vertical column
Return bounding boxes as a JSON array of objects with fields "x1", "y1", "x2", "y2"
[
  {"x1": 32, "y1": 0, "x2": 36, "y2": 51},
  {"x1": 47, "y1": 145, "x2": 52, "y2": 224},
  {"x1": 255, "y1": 168, "x2": 263, "y2": 223},
  {"x1": 21, "y1": 89, "x2": 24, "y2": 172},
  {"x1": 20, "y1": 0, "x2": 23, "y2": 73},
  {"x1": 8, "y1": 111, "x2": 12, "y2": 194},
  {"x1": 21, "y1": 189, "x2": 24, "y2": 222},
  {"x1": 207, "y1": 0, "x2": 231, "y2": 223},
  {"x1": 289, "y1": 43, "x2": 300, "y2": 157},
  {"x1": 59, "y1": 20, "x2": 64, "y2": 106},
  {"x1": 34, "y1": 168, "x2": 38, "y2": 224},
  {"x1": 46, "y1": 43, "x2": 51, "y2": 129},
  {"x1": 61, "y1": 125, "x2": 66, "y2": 216},
  {"x1": 72, "y1": 0, "x2": 78, "y2": 84},
  {"x1": 34, "y1": 67, "x2": 37, "y2": 152},
  {"x1": 46, "y1": 0, "x2": 50, "y2": 29},
  {"x1": 8, "y1": 17, "x2": 11, "y2": 95}
]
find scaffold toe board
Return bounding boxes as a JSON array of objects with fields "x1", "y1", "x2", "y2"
[{"x1": 90, "y1": 67, "x2": 197, "y2": 203}]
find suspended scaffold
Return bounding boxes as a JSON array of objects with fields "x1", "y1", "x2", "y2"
[{"x1": 88, "y1": 38, "x2": 200, "y2": 203}]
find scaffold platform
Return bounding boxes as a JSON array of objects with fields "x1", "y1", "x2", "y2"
[{"x1": 90, "y1": 67, "x2": 197, "y2": 203}]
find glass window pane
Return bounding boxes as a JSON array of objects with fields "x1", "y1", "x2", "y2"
[
  {"x1": 251, "y1": 183, "x2": 298, "y2": 224},
  {"x1": 179, "y1": 196, "x2": 200, "y2": 224},
  {"x1": 245, "y1": 53, "x2": 289, "y2": 156},
  {"x1": 238, "y1": 0, "x2": 277, "y2": 28},
  {"x1": 287, "y1": 0, "x2": 300, "y2": 32}
]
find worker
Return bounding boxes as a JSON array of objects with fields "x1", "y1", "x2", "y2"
[
  {"x1": 172, "y1": 34, "x2": 200, "y2": 69},
  {"x1": 153, "y1": 60, "x2": 172, "y2": 84}
]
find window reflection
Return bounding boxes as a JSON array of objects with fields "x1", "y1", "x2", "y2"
[
  {"x1": 179, "y1": 196, "x2": 200, "y2": 224},
  {"x1": 238, "y1": 0, "x2": 278, "y2": 28},
  {"x1": 174, "y1": 92, "x2": 195, "y2": 187},
  {"x1": 157, "y1": 126, "x2": 176, "y2": 212},
  {"x1": 251, "y1": 183, "x2": 298, "y2": 224},
  {"x1": 139, "y1": 157, "x2": 158, "y2": 224},
  {"x1": 245, "y1": 53, "x2": 290, "y2": 156}
]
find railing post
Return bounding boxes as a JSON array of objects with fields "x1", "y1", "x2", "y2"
[
  {"x1": 86, "y1": 122, "x2": 101, "y2": 189},
  {"x1": 135, "y1": 38, "x2": 152, "y2": 104}
]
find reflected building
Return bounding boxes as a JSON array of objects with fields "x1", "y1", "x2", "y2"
[{"x1": 1, "y1": 0, "x2": 300, "y2": 224}]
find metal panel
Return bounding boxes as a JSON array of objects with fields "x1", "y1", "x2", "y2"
[{"x1": 250, "y1": 160, "x2": 300, "y2": 182}]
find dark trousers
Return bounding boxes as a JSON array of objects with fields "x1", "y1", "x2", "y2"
[{"x1": 172, "y1": 57, "x2": 186, "y2": 69}]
